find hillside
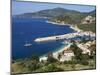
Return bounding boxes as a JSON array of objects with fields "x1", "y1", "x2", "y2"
[
  {"x1": 15, "y1": 7, "x2": 84, "y2": 19},
  {"x1": 77, "y1": 11, "x2": 96, "y2": 33},
  {"x1": 48, "y1": 9, "x2": 96, "y2": 25},
  {"x1": 77, "y1": 23, "x2": 96, "y2": 32},
  {"x1": 15, "y1": 7, "x2": 96, "y2": 32},
  {"x1": 87, "y1": 10, "x2": 96, "y2": 17}
]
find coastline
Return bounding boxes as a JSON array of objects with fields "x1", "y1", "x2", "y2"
[
  {"x1": 39, "y1": 20, "x2": 91, "y2": 61},
  {"x1": 40, "y1": 21, "x2": 95, "y2": 59},
  {"x1": 35, "y1": 21, "x2": 83, "y2": 42},
  {"x1": 70, "y1": 25, "x2": 83, "y2": 32},
  {"x1": 53, "y1": 44, "x2": 71, "y2": 59},
  {"x1": 39, "y1": 44, "x2": 71, "y2": 60},
  {"x1": 46, "y1": 20, "x2": 82, "y2": 32},
  {"x1": 39, "y1": 20, "x2": 77, "y2": 61},
  {"x1": 39, "y1": 20, "x2": 95, "y2": 61},
  {"x1": 46, "y1": 20, "x2": 71, "y2": 26}
]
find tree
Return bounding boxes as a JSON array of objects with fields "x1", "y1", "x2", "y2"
[
  {"x1": 24, "y1": 60, "x2": 41, "y2": 71},
  {"x1": 41, "y1": 64, "x2": 64, "y2": 72},
  {"x1": 47, "y1": 56, "x2": 58, "y2": 63},
  {"x1": 89, "y1": 44, "x2": 96, "y2": 60},
  {"x1": 70, "y1": 42, "x2": 89, "y2": 65},
  {"x1": 47, "y1": 52, "x2": 53, "y2": 58},
  {"x1": 70, "y1": 43, "x2": 82, "y2": 62},
  {"x1": 79, "y1": 54, "x2": 89, "y2": 65},
  {"x1": 47, "y1": 51, "x2": 58, "y2": 63},
  {"x1": 30, "y1": 55, "x2": 39, "y2": 62},
  {"x1": 58, "y1": 53, "x2": 61, "y2": 60}
]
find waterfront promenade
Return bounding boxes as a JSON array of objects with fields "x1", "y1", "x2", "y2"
[{"x1": 34, "y1": 31, "x2": 95, "y2": 42}]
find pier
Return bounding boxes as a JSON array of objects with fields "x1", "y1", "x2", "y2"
[{"x1": 34, "y1": 32, "x2": 95, "y2": 42}]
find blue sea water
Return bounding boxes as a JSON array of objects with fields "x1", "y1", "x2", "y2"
[{"x1": 12, "y1": 17, "x2": 75, "y2": 59}]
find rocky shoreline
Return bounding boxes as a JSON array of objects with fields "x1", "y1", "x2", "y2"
[
  {"x1": 46, "y1": 20, "x2": 82, "y2": 32},
  {"x1": 39, "y1": 21, "x2": 88, "y2": 62}
]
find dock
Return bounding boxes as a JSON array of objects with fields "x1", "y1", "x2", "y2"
[{"x1": 34, "y1": 32, "x2": 95, "y2": 42}]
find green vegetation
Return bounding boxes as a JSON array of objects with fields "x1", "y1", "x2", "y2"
[
  {"x1": 50, "y1": 13, "x2": 86, "y2": 24},
  {"x1": 70, "y1": 42, "x2": 89, "y2": 65},
  {"x1": 12, "y1": 38, "x2": 96, "y2": 74},
  {"x1": 12, "y1": 7, "x2": 96, "y2": 74},
  {"x1": 36, "y1": 63, "x2": 64, "y2": 72},
  {"x1": 51, "y1": 14, "x2": 96, "y2": 32},
  {"x1": 12, "y1": 43, "x2": 96, "y2": 74},
  {"x1": 17, "y1": 7, "x2": 85, "y2": 19},
  {"x1": 77, "y1": 23, "x2": 96, "y2": 32},
  {"x1": 47, "y1": 52, "x2": 58, "y2": 63}
]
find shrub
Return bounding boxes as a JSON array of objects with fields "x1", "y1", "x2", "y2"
[
  {"x1": 30, "y1": 55, "x2": 39, "y2": 62},
  {"x1": 80, "y1": 60, "x2": 89, "y2": 65},
  {"x1": 41, "y1": 64, "x2": 64, "y2": 72},
  {"x1": 64, "y1": 60, "x2": 77, "y2": 64},
  {"x1": 47, "y1": 57, "x2": 58, "y2": 63}
]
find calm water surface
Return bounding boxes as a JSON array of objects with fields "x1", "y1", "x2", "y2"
[{"x1": 12, "y1": 18, "x2": 75, "y2": 59}]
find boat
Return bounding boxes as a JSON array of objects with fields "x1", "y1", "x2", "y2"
[{"x1": 24, "y1": 41, "x2": 32, "y2": 47}]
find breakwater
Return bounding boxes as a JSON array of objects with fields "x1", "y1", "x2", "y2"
[{"x1": 34, "y1": 31, "x2": 95, "y2": 42}]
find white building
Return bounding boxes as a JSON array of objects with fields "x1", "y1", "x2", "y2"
[
  {"x1": 39, "y1": 56, "x2": 48, "y2": 62},
  {"x1": 59, "y1": 49, "x2": 74, "y2": 62},
  {"x1": 77, "y1": 44, "x2": 91, "y2": 55}
]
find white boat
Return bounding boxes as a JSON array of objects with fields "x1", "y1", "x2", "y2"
[{"x1": 24, "y1": 41, "x2": 32, "y2": 47}]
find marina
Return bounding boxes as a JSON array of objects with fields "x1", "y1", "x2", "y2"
[{"x1": 34, "y1": 31, "x2": 95, "y2": 42}]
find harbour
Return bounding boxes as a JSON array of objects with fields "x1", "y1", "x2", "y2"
[
  {"x1": 12, "y1": 18, "x2": 75, "y2": 59},
  {"x1": 34, "y1": 31, "x2": 95, "y2": 42}
]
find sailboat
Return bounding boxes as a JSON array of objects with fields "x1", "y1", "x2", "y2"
[{"x1": 24, "y1": 41, "x2": 32, "y2": 47}]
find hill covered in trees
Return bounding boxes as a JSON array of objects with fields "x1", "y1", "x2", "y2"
[
  {"x1": 48, "y1": 8, "x2": 95, "y2": 24},
  {"x1": 16, "y1": 8, "x2": 96, "y2": 32},
  {"x1": 15, "y1": 7, "x2": 86, "y2": 19}
]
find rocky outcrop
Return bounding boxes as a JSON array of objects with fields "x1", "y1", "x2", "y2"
[{"x1": 81, "y1": 15, "x2": 95, "y2": 24}]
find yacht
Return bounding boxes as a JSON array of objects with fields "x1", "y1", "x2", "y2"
[{"x1": 24, "y1": 41, "x2": 32, "y2": 47}]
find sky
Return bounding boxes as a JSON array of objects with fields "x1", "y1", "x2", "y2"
[{"x1": 12, "y1": 1, "x2": 96, "y2": 15}]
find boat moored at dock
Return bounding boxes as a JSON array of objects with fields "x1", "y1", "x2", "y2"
[{"x1": 34, "y1": 31, "x2": 95, "y2": 42}]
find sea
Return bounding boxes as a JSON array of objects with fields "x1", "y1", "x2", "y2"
[{"x1": 12, "y1": 17, "x2": 75, "y2": 59}]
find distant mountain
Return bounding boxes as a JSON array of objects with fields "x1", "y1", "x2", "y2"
[
  {"x1": 15, "y1": 7, "x2": 96, "y2": 25},
  {"x1": 88, "y1": 10, "x2": 96, "y2": 17},
  {"x1": 15, "y1": 7, "x2": 83, "y2": 18}
]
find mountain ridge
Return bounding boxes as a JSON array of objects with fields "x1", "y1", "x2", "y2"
[
  {"x1": 15, "y1": 7, "x2": 83, "y2": 18},
  {"x1": 15, "y1": 7, "x2": 96, "y2": 19}
]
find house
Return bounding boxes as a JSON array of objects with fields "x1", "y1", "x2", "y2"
[
  {"x1": 77, "y1": 43, "x2": 91, "y2": 55},
  {"x1": 39, "y1": 56, "x2": 48, "y2": 62},
  {"x1": 59, "y1": 49, "x2": 74, "y2": 62}
]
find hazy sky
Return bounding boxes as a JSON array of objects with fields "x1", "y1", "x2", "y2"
[{"x1": 12, "y1": 1, "x2": 96, "y2": 15}]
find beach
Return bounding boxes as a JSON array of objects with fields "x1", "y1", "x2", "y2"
[
  {"x1": 12, "y1": 18, "x2": 75, "y2": 59},
  {"x1": 39, "y1": 20, "x2": 95, "y2": 61},
  {"x1": 70, "y1": 26, "x2": 83, "y2": 32},
  {"x1": 53, "y1": 44, "x2": 71, "y2": 59},
  {"x1": 46, "y1": 20, "x2": 82, "y2": 32},
  {"x1": 39, "y1": 44, "x2": 71, "y2": 61},
  {"x1": 46, "y1": 20, "x2": 73, "y2": 26}
]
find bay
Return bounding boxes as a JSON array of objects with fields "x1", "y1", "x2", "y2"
[{"x1": 12, "y1": 17, "x2": 75, "y2": 59}]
